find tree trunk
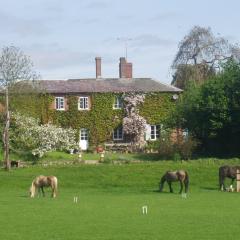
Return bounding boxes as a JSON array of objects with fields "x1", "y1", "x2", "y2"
[{"x1": 3, "y1": 87, "x2": 10, "y2": 170}]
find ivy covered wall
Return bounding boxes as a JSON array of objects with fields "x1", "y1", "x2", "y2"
[
  {"x1": 139, "y1": 92, "x2": 176, "y2": 124},
  {"x1": 49, "y1": 93, "x2": 124, "y2": 146},
  {"x1": 7, "y1": 92, "x2": 177, "y2": 146}
]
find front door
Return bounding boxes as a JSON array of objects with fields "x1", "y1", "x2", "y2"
[{"x1": 79, "y1": 128, "x2": 89, "y2": 150}]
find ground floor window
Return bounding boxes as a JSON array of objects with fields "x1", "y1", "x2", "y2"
[
  {"x1": 113, "y1": 126, "x2": 123, "y2": 140},
  {"x1": 150, "y1": 125, "x2": 160, "y2": 140},
  {"x1": 113, "y1": 96, "x2": 123, "y2": 109}
]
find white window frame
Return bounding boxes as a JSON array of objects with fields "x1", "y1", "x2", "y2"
[
  {"x1": 113, "y1": 96, "x2": 123, "y2": 109},
  {"x1": 80, "y1": 128, "x2": 88, "y2": 140},
  {"x1": 55, "y1": 97, "x2": 65, "y2": 111},
  {"x1": 113, "y1": 126, "x2": 123, "y2": 140},
  {"x1": 78, "y1": 97, "x2": 89, "y2": 110},
  {"x1": 150, "y1": 125, "x2": 160, "y2": 140},
  {"x1": 183, "y1": 129, "x2": 189, "y2": 140}
]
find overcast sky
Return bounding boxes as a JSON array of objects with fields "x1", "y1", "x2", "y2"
[{"x1": 0, "y1": 0, "x2": 239, "y2": 84}]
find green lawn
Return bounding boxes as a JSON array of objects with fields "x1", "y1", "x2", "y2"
[
  {"x1": 0, "y1": 159, "x2": 240, "y2": 240},
  {"x1": 2, "y1": 150, "x2": 162, "y2": 162}
]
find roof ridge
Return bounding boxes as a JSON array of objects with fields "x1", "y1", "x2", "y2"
[{"x1": 151, "y1": 78, "x2": 183, "y2": 91}]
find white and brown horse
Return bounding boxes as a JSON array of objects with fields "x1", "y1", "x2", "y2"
[
  {"x1": 159, "y1": 170, "x2": 189, "y2": 194},
  {"x1": 29, "y1": 175, "x2": 58, "y2": 198}
]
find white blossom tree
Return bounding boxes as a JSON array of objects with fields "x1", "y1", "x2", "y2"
[
  {"x1": 123, "y1": 93, "x2": 147, "y2": 150},
  {"x1": 12, "y1": 112, "x2": 78, "y2": 158},
  {"x1": 0, "y1": 46, "x2": 38, "y2": 170}
]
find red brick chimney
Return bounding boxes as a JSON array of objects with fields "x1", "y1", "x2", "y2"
[
  {"x1": 119, "y1": 57, "x2": 132, "y2": 78},
  {"x1": 95, "y1": 57, "x2": 101, "y2": 78}
]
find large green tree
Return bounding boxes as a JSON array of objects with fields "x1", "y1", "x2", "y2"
[{"x1": 174, "y1": 60, "x2": 240, "y2": 155}]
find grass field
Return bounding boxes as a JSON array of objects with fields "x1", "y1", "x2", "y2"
[
  {"x1": 1, "y1": 159, "x2": 240, "y2": 240},
  {"x1": 5, "y1": 150, "x2": 162, "y2": 162}
]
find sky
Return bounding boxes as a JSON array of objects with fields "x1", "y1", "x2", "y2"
[{"x1": 0, "y1": 0, "x2": 239, "y2": 84}]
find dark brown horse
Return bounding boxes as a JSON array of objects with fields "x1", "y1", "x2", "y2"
[
  {"x1": 159, "y1": 170, "x2": 189, "y2": 194},
  {"x1": 219, "y1": 165, "x2": 240, "y2": 191}
]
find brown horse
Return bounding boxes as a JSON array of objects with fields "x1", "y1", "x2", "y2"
[
  {"x1": 29, "y1": 175, "x2": 58, "y2": 198},
  {"x1": 219, "y1": 165, "x2": 240, "y2": 191},
  {"x1": 159, "y1": 170, "x2": 189, "y2": 194}
]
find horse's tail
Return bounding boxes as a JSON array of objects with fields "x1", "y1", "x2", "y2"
[
  {"x1": 159, "y1": 174, "x2": 166, "y2": 192},
  {"x1": 52, "y1": 176, "x2": 58, "y2": 197},
  {"x1": 30, "y1": 180, "x2": 36, "y2": 198},
  {"x1": 184, "y1": 171, "x2": 189, "y2": 193}
]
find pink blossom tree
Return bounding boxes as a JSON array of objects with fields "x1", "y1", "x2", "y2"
[{"x1": 123, "y1": 93, "x2": 147, "y2": 150}]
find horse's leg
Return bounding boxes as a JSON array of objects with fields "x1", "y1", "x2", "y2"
[
  {"x1": 41, "y1": 187, "x2": 45, "y2": 197},
  {"x1": 51, "y1": 187, "x2": 55, "y2": 198},
  {"x1": 159, "y1": 176, "x2": 166, "y2": 192},
  {"x1": 53, "y1": 188, "x2": 57, "y2": 198},
  {"x1": 219, "y1": 175, "x2": 225, "y2": 191},
  {"x1": 222, "y1": 178, "x2": 227, "y2": 191},
  {"x1": 179, "y1": 181, "x2": 183, "y2": 194},
  {"x1": 231, "y1": 178, "x2": 235, "y2": 187},
  {"x1": 184, "y1": 180, "x2": 189, "y2": 193},
  {"x1": 37, "y1": 187, "x2": 41, "y2": 197},
  {"x1": 168, "y1": 181, "x2": 173, "y2": 193}
]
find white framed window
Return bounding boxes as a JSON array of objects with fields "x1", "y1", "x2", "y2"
[
  {"x1": 113, "y1": 96, "x2": 123, "y2": 109},
  {"x1": 113, "y1": 126, "x2": 123, "y2": 140},
  {"x1": 78, "y1": 97, "x2": 89, "y2": 110},
  {"x1": 183, "y1": 129, "x2": 189, "y2": 140},
  {"x1": 80, "y1": 129, "x2": 88, "y2": 140},
  {"x1": 150, "y1": 125, "x2": 160, "y2": 140},
  {"x1": 55, "y1": 97, "x2": 65, "y2": 110}
]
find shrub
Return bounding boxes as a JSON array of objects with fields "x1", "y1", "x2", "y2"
[
  {"x1": 176, "y1": 136, "x2": 198, "y2": 160},
  {"x1": 11, "y1": 112, "x2": 78, "y2": 158},
  {"x1": 156, "y1": 128, "x2": 198, "y2": 160},
  {"x1": 173, "y1": 153, "x2": 181, "y2": 161}
]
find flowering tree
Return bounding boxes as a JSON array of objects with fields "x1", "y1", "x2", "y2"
[
  {"x1": 12, "y1": 113, "x2": 77, "y2": 158},
  {"x1": 0, "y1": 46, "x2": 38, "y2": 170},
  {"x1": 123, "y1": 93, "x2": 147, "y2": 149}
]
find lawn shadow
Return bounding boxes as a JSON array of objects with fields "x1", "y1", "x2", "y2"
[
  {"x1": 132, "y1": 153, "x2": 161, "y2": 161},
  {"x1": 19, "y1": 194, "x2": 29, "y2": 198},
  {"x1": 152, "y1": 189, "x2": 180, "y2": 194},
  {"x1": 200, "y1": 186, "x2": 218, "y2": 191}
]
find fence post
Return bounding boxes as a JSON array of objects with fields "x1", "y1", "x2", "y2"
[{"x1": 237, "y1": 169, "x2": 240, "y2": 192}]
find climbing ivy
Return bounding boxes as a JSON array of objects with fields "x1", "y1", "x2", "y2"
[
  {"x1": 139, "y1": 92, "x2": 176, "y2": 125},
  {"x1": 2, "y1": 92, "x2": 177, "y2": 147},
  {"x1": 50, "y1": 93, "x2": 124, "y2": 146}
]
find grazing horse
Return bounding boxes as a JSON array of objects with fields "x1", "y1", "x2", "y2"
[
  {"x1": 29, "y1": 175, "x2": 58, "y2": 198},
  {"x1": 159, "y1": 170, "x2": 189, "y2": 194},
  {"x1": 219, "y1": 165, "x2": 240, "y2": 191}
]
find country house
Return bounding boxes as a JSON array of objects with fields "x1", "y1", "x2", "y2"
[{"x1": 39, "y1": 57, "x2": 182, "y2": 150}]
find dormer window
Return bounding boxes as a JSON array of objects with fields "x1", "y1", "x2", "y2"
[
  {"x1": 55, "y1": 97, "x2": 65, "y2": 110},
  {"x1": 113, "y1": 96, "x2": 123, "y2": 109},
  {"x1": 78, "y1": 97, "x2": 89, "y2": 110}
]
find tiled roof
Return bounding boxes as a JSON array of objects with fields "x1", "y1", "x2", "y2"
[{"x1": 39, "y1": 78, "x2": 182, "y2": 94}]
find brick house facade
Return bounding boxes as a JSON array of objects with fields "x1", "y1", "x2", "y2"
[{"x1": 39, "y1": 57, "x2": 182, "y2": 150}]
